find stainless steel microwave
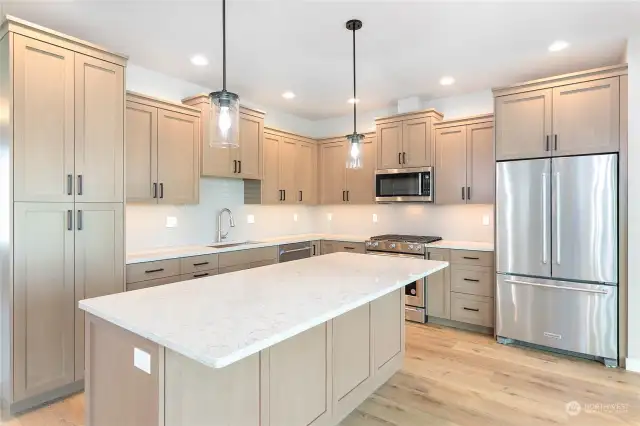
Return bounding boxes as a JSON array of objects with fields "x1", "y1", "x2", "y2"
[{"x1": 375, "y1": 167, "x2": 433, "y2": 202}]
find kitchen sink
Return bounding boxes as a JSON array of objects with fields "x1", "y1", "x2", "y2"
[{"x1": 207, "y1": 241, "x2": 260, "y2": 249}]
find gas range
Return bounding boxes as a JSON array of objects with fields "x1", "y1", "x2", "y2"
[{"x1": 365, "y1": 234, "x2": 442, "y2": 256}]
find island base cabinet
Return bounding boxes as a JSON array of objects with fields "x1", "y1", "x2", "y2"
[{"x1": 85, "y1": 290, "x2": 404, "y2": 426}]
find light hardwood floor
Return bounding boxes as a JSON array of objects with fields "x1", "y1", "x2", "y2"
[{"x1": 3, "y1": 323, "x2": 639, "y2": 425}]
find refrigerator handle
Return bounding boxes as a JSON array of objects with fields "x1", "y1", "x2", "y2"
[
  {"x1": 555, "y1": 172, "x2": 561, "y2": 265},
  {"x1": 542, "y1": 172, "x2": 548, "y2": 264},
  {"x1": 505, "y1": 279, "x2": 608, "y2": 295}
]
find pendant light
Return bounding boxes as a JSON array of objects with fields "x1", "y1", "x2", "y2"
[
  {"x1": 209, "y1": 0, "x2": 240, "y2": 148},
  {"x1": 345, "y1": 19, "x2": 364, "y2": 169}
]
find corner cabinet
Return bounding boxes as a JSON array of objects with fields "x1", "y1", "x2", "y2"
[
  {"x1": 434, "y1": 114, "x2": 494, "y2": 205},
  {"x1": 126, "y1": 92, "x2": 200, "y2": 204},
  {"x1": 494, "y1": 65, "x2": 626, "y2": 160},
  {"x1": 182, "y1": 94, "x2": 264, "y2": 180},
  {"x1": 318, "y1": 134, "x2": 376, "y2": 205},
  {"x1": 375, "y1": 109, "x2": 443, "y2": 170}
]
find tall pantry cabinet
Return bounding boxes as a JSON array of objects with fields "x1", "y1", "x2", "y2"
[{"x1": 0, "y1": 16, "x2": 126, "y2": 412}]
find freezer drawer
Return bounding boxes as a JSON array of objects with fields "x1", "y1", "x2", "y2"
[{"x1": 496, "y1": 274, "x2": 617, "y2": 360}]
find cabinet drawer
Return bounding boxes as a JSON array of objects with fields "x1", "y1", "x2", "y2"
[
  {"x1": 321, "y1": 241, "x2": 335, "y2": 255},
  {"x1": 219, "y1": 263, "x2": 251, "y2": 274},
  {"x1": 450, "y1": 293, "x2": 494, "y2": 327},
  {"x1": 126, "y1": 259, "x2": 181, "y2": 283},
  {"x1": 337, "y1": 242, "x2": 365, "y2": 254},
  {"x1": 126, "y1": 275, "x2": 182, "y2": 291},
  {"x1": 250, "y1": 259, "x2": 277, "y2": 269},
  {"x1": 180, "y1": 254, "x2": 219, "y2": 274},
  {"x1": 451, "y1": 265, "x2": 493, "y2": 297},
  {"x1": 218, "y1": 247, "x2": 278, "y2": 268},
  {"x1": 450, "y1": 250, "x2": 494, "y2": 267},
  {"x1": 179, "y1": 269, "x2": 219, "y2": 281}
]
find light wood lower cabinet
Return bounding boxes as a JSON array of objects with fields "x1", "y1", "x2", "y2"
[
  {"x1": 321, "y1": 241, "x2": 365, "y2": 255},
  {"x1": 126, "y1": 275, "x2": 183, "y2": 292},
  {"x1": 450, "y1": 293, "x2": 494, "y2": 327},
  {"x1": 333, "y1": 305, "x2": 370, "y2": 402},
  {"x1": 426, "y1": 248, "x2": 451, "y2": 320}
]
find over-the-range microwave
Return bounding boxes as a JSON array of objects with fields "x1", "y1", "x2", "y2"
[{"x1": 375, "y1": 167, "x2": 433, "y2": 203}]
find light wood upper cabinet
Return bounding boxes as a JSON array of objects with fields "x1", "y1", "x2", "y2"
[
  {"x1": 13, "y1": 35, "x2": 75, "y2": 203},
  {"x1": 320, "y1": 140, "x2": 347, "y2": 204},
  {"x1": 280, "y1": 138, "x2": 297, "y2": 204},
  {"x1": 402, "y1": 117, "x2": 432, "y2": 168},
  {"x1": 376, "y1": 122, "x2": 402, "y2": 169},
  {"x1": 262, "y1": 132, "x2": 281, "y2": 204},
  {"x1": 74, "y1": 203, "x2": 124, "y2": 380},
  {"x1": 237, "y1": 112, "x2": 263, "y2": 179},
  {"x1": 435, "y1": 125, "x2": 467, "y2": 205},
  {"x1": 466, "y1": 122, "x2": 495, "y2": 204},
  {"x1": 427, "y1": 248, "x2": 451, "y2": 320},
  {"x1": 74, "y1": 54, "x2": 124, "y2": 203},
  {"x1": 296, "y1": 141, "x2": 318, "y2": 205},
  {"x1": 125, "y1": 101, "x2": 157, "y2": 202},
  {"x1": 13, "y1": 202, "x2": 75, "y2": 400},
  {"x1": 345, "y1": 134, "x2": 376, "y2": 204},
  {"x1": 552, "y1": 77, "x2": 620, "y2": 156}
]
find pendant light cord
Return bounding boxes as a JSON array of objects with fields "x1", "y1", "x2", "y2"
[
  {"x1": 352, "y1": 25, "x2": 356, "y2": 134},
  {"x1": 222, "y1": 0, "x2": 227, "y2": 91}
]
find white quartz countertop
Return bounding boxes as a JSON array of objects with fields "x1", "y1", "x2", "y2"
[
  {"x1": 126, "y1": 234, "x2": 369, "y2": 264},
  {"x1": 80, "y1": 253, "x2": 448, "y2": 369},
  {"x1": 426, "y1": 240, "x2": 494, "y2": 252}
]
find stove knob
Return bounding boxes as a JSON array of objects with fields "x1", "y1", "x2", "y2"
[
  {"x1": 366, "y1": 241, "x2": 371, "y2": 246},
  {"x1": 415, "y1": 245, "x2": 422, "y2": 251},
  {"x1": 410, "y1": 289, "x2": 416, "y2": 295},
  {"x1": 373, "y1": 242, "x2": 379, "y2": 247},
  {"x1": 408, "y1": 244, "x2": 415, "y2": 250},
  {"x1": 389, "y1": 243, "x2": 396, "y2": 249}
]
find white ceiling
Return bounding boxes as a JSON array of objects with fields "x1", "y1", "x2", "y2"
[{"x1": 3, "y1": 1, "x2": 638, "y2": 119}]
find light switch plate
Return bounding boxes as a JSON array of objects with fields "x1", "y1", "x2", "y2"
[
  {"x1": 327, "y1": 213, "x2": 332, "y2": 221},
  {"x1": 372, "y1": 214, "x2": 378, "y2": 223},
  {"x1": 165, "y1": 216, "x2": 177, "y2": 228},
  {"x1": 133, "y1": 348, "x2": 151, "y2": 374},
  {"x1": 482, "y1": 215, "x2": 490, "y2": 226},
  {"x1": 293, "y1": 213, "x2": 298, "y2": 222},
  {"x1": 247, "y1": 214, "x2": 255, "y2": 224}
]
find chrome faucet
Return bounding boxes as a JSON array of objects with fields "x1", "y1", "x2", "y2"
[{"x1": 217, "y1": 208, "x2": 236, "y2": 242}]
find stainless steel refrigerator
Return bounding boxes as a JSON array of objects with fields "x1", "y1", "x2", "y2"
[{"x1": 495, "y1": 154, "x2": 618, "y2": 366}]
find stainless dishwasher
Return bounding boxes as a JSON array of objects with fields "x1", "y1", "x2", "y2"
[{"x1": 278, "y1": 242, "x2": 312, "y2": 263}]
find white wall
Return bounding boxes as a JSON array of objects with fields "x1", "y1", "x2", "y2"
[{"x1": 626, "y1": 37, "x2": 639, "y2": 370}]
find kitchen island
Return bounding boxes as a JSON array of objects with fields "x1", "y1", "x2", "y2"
[{"x1": 79, "y1": 253, "x2": 448, "y2": 426}]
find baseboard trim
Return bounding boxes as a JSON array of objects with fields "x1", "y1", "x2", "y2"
[
  {"x1": 9, "y1": 380, "x2": 84, "y2": 415},
  {"x1": 625, "y1": 357, "x2": 640, "y2": 372},
  {"x1": 427, "y1": 316, "x2": 494, "y2": 335}
]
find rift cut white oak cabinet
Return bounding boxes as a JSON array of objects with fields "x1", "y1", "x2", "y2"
[
  {"x1": 0, "y1": 15, "x2": 127, "y2": 413},
  {"x1": 126, "y1": 92, "x2": 200, "y2": 204},
  {"x1": 493, "y1": 65, "x2": 626, "y2": 160},
  {"x1": 434, "y1": 114, "x2": 494, "y2": 205},
  {"x1": 318, "y1": 133, "x2": 376, "y2": 205},
  {"x1": 375, "y1": 109, "x2": 443, "y2": 170},
  {"x1": 182, "y1": 93, "x2": 264, "y2": 180}
]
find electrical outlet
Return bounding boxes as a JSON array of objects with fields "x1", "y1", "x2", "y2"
[
  {"x1": 327, "y1": 213, "x2": 333, "y2": 221},
  {"x1": 293, "y1": 213, "x2": 298, "y2": 222},
  {"x1": 247, "y1": 214, "x2": 255, "y2": 224},
  {"x1": 482, "y1": 215, "x2": 490, "y2": 226},
  {"x1": 165, "y1": 216, "x2": 177, "y2": 228},
  {"x1": 372, "y1": 214, "x2": 378, "y2": 223}
]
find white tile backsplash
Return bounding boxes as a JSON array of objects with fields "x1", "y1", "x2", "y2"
[{"x1": 127, "y1": 178, "x2": 493, "y2": 252}]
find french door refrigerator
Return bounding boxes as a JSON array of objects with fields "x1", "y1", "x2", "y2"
[{"x1": 495, "y1": 154, "x2": 618, "y2": 366}]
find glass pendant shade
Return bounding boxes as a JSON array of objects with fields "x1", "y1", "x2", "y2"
[
  {"x1": 209, "y1": 90, "x2": 240, "y2": 148},
  {"x1": 345, "y1": 132, "x2": 364, "y2": 169}
]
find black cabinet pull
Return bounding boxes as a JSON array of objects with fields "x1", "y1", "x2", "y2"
[
  {"x1": 342, "y1": 190, "x2": 346, "y2": 202},
  {"x1": 67, "y1": 174, "x2": 73, "y2": 195},
  {"x1": 299, "y1": 190, "x2": 302, "y2": 202},
  {"x1": 346, "y1": 191, "x2": 350, "y2": 202},
  {"x1": 193, "y1": 273, "x2": 209, "y2": 278},
  {"x1": 233, "y1": 160, "x2": 237, "y2": 173},
  {"x1": 463, "y1": 278, "x2": 480, "y2": 282},
  {"x1": 279, "y1": 190, "x2": 283, "y2": 201},
  {"x1": 283, "y1": 190, "x2": 286, "y2": 201},
  {"x1": 238, "y1": 160, "x2": 242, "y2": 174},
  {"x1": 159, "y1": 183, "x2": 164, "y2": 199},
  {"x1": 554, "y1": 134, "x2": 558, "y2": 151},
  {"x1": 344, "y1": 247, "x2": 355, "y2": 250},
  {"x1": 145, "y1": 268, "x2": 164, "y2": 274},
  {"x1": 193, "y1": 262, "x2": 209, "y2": 267},
  {"x1": 77, "y1": 210, "x2": 83, "y2": 231},
  {"x1": 463, "y1": 307, "x2": 480, "y2": 312},
  {"x1": 545, "y1": 135, "x2": 550, "y2": 152},
  {"x1": 153, "y1": 183, "x2": 158, "y2": 199},
  {"x1": 77, "y1": 174, "x2": 83, "y2": 196},
  {"x1": 67, "y1": 210, "x2": 72, "y2": 231},
  {"x1": 403, "y1": 152, "x2": 406, "y2": 164},
  {"x1": 312, "y1": 245, "x2": 316, "y2": 256},
  {"x1": 467, "y1": 187, "x2": 471, "y2": 201},
  {"x1": 461, "y1": 187, "x2": 465, "y2": 200},
  {"x1": 398, "y1": 152, "x2": 402, "y2": 165},
  {"x1": 463, "y1": 256, "x2": 480, "y2": 260}
]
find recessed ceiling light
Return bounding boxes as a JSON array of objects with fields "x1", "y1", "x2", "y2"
[
  {"x1": 190, "y1": 54, "x2": 208, "y2": 66},
  {"x1": 348, "y1": 98, "x2": 360, "y2": 104},
  {"x1": 439, "y1": 76, "x2": 455, "y2": 86},
  {"x1": 282, "y1": 91, "x2": 296, "y2": 99},
  {"x1": 548, "y1": 40, "x2": 570, "y2": 52}
]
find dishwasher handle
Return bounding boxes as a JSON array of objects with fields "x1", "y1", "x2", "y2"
[{"x1": 279, "y1": 246, "x2": 312, "y2": 255}]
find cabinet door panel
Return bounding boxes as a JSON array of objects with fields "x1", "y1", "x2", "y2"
[
  {"x1": 402, "y1": 117, "x2": 431, "y2": 167},
  {"x1": 262, "y1": 133, "x2": 281, "y2": 204},
  {"x1": 466, "y1": 122, "x2": 494, "y2": 204},
  {"x1": 427, "y1": 249, "x2": 451, "y2": 319},
  {"x1": 333, "y1": 304, "x2": 370, "y2": 401},
  {"x1": 435, "y1": 125, "x2": 467, "y2": 205},
  {"x1": 319, "y1": 142, "x2": 346, "y2": 204},
  {"x1": 74, "y1": 203, "x2": 125, "y2": 380},
  {"x1": 295, "y1": 141, "x2": 317, "y2": 205},
  {"x1": 13, "y1": 35, "x2": 75, "y2": 202},
  {"x1": 372, "y1": 290, "x2": 402, "y2": 370},
  {"x1": 201, "y1": 102, "x2": 234, "y2": 178},
  {"x1": 238, "y1": 113, "x2": 263, "y2": 179},
  {"x1": 495, "y1": 89, "x2": 552, "y2": 160},
  {"x1": 14, "y1": 203, "x2": 75, "y2": 400},
  {"x1": 74, "y1": 54, "x2": 124, "y2": 202},
  {"x1": 376, "y1": 122, "x2": 402, "y2": 169},
  {"x1": 126, "y1": 102, "x2": 158, "y2": 203},
  {"x1": 552, "y1": 77, "x2": 620, "y2": 156},
  {"x1": 157, "y1": 110, "x2": 200, "y2": 204},
  {"x1": 280, "y1": 138, "x2": 298, "y2": 205},
  {"x1": 346, "y1": 135, "x2": 375, "y2": 204}
]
